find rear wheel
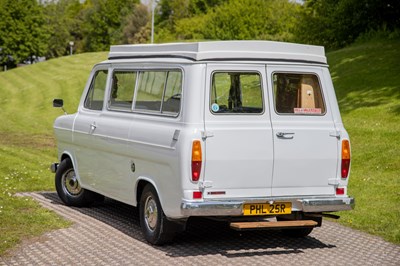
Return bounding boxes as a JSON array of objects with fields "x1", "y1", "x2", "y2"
[
  {"x1": 55, "y1": 158, "x2": 103, "y2": 207},
  {"x1": 280, "y1": 227, "x2": 313, "y2": 237},
  {"x1": 139, "y1": 184, "x2": 177, "y2": 245},
  {"x1": 277, "y1": 215, "x2": 315, "y2": 237}
]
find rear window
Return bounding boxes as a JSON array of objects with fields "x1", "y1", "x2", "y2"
[
  {"x1": 273, "y1": 73, "x2": 326, "y2": 115},
  {"x1": 210, "y1": 72, "x2": 263, "y2": 114}
]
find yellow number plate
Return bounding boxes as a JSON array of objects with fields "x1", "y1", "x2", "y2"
[{"x1": 243, "y1": 202, "x2": 292, "y2": 216}]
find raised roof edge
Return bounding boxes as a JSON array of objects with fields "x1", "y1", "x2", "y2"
[{"x1": 108, "y1": 41, "x2": 326, "y2": 64}]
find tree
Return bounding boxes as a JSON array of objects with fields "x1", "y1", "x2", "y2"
[
  {"x1": 172, "y1": 0, "x2": 300, "y2": 42},
  {"x1": 121, "y1": 3, "x2": 150, "y2": 44},
  {"x1": 44, "y1": 0, "x2": 84, "y2": 58},
  {"x1": 295, "y1": 0, "x2": 400, "y2": 49},
  {"x1": 0, "y1": 0, "x2": 49, "y2": 66},
  {"x1": 81, "y1": 0, "x2": 139, "y2": 52}
]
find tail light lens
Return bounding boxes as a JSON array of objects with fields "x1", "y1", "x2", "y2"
[
  {"x1": 193, "y1": 191, "x2": 202, "y2": 199},
  {"x1": 191, "y1": 140, "x2": 202, "y2": 181},
  {"x1": 336, "y1": 187, "x2": 345, "y2": 195},
  {"x1": 341, "y1": 139, "x2": 351, "y2": 178}
]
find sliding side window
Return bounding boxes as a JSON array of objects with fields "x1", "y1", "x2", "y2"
[
  {"x1": 134, "y1": 70, "x2": 182, "y2": 116},
  {"x1": 109, "y1": 71, "x2": 137, "y2": 110}
]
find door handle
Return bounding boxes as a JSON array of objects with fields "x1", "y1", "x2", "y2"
[
  {"x1": 90, "y1": 122, "x2": 97, "y2": 134},
  {"x1": 276, "y1": 132, "x2": 294, "y2": 139}
]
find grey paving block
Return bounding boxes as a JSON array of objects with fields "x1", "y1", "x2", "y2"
[{"x1": 1, "y1": 192, "x2": 399, "y2": 265}]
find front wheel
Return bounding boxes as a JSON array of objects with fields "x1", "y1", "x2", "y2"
[
  {"x1": 139, "y1": 184, "x2": 177, "y2": 245},
  {"x1": 55, "y1": 158, "x2": 103, "y2": 207}
]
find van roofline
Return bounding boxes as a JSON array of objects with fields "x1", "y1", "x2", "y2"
[{"x1": 108, "y1": 41, "x2": 327, "y2": 64}]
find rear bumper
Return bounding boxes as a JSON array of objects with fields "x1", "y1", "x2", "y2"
[{"x1": 181, "y1": 196, "x2": 355, "y2": 217}]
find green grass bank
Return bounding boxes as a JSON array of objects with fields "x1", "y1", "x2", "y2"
[
  {"x1": 0, "y1": 38, "x2": 399, "y2": 255},
  {"x1": 327, "y1": 38, "x2": 400, "y2": 243}
]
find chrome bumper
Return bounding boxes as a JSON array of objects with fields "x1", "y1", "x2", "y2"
[{"x1": 181, "y1": 196, "x2": 355, "y2": 216}]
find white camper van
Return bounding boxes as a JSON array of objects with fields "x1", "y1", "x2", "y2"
[{"x1": 51, "y1": 41, "x2": 354, "y2": 245}]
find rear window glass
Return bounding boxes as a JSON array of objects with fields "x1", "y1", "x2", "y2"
[
  {"x1": 210, "y1": 72, "x2": 263, "y2": 114},
  {"x1": 273, "y1": 73, "x2": 325, "y2": 115}
]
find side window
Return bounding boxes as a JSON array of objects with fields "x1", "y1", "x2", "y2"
[
  {"x1": 211, "y1": 72, "x2": 263, "y2": 114},
  {"x1": 162, "y1": 71, "x2": 182, "y2": 115},
  {"x1": 84, "y1": 70, "x2": 108, "y2": 110},
  {"x1": 135, "y1": 71, "x2": 166, "y2": 112},
  {"x1": 134, "y1": 70, "x2": 182, "y2": 115},
  {"x1": 273, "y1": 73, "x2": 325, "y2": 115},
  {"x1": 109, "y1": 71, "x2": 137, "y2": 110}
]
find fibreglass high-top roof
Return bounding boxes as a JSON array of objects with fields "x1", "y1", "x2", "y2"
[{"x1": 108, "y1": 41, "x2": 326, "y2": 64}]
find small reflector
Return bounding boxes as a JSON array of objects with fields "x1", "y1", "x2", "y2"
[
  {"x1": 193, "y1": 191, "x2": 202, "y2": 199},
  {"x1": 336, "y1": 188, "x2": 345, "y2": 195},
  {"x1": 207, "y1": 191, "x2": 226, "y2": 195}
]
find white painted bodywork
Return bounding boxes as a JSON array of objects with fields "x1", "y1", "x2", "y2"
[{"x1": 53, "y1": 41, "x2": 353, "y2": 220}]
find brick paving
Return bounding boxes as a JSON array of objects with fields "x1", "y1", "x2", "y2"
[{"x1": 1, "y1": 192, "x2": 399, "y2": 265}]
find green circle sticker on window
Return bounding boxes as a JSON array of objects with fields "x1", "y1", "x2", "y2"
[{"x1": 211, "y1": 103, "x2": 219, "y2": 112}]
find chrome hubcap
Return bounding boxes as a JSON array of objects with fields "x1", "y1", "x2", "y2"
[
  {"x1": 144, "y1": 196, "x2": 158, "y2": 231},
  {"x1": 62, "y1": 169, "x2": 82, "y2": 197}
]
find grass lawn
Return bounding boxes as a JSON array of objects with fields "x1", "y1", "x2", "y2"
[
  {"x1": 0, "y1": 52, "x2": 107, "y2": 255},
  {"x1": 0, "y1": 37, "x2": 399, "y2": 255},
  {"x1": 328, "y1": 37, "x2": 400, "y2": 243}
]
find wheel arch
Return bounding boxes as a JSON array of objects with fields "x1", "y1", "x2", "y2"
[
  {"x1": 135, "y1": 177, "x2": 162, "y2": 208},
  {"x1": 59, "y1": 151, "x2": 81, "y2": 182}
]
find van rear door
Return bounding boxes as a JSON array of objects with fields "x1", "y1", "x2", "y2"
[
  {"x1": 203, "y1": 64, "x2": 273, "y2": 199},
  {"x1": 266, "y1": 65, "x2": 338, "y2": 196}
]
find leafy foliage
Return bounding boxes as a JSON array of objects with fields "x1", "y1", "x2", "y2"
[
  {"x1": 156, "y1": 0, "x2": 299, "y2": 42},
  {"x1": 44, "y1": 0, "x2": 84, "y2": 57},
  {"x1": 296, "y1": 0, "x2": 400, "y2": 49},
  {"x1": 80, "y1": 0, "x2": 141, "y2": 52},
  {"x1": 0, "y1": 0, "x2": 49, "y2": 66},
  {"x1": 121, "y1": 4, "x2": 150, "y2": 44}
]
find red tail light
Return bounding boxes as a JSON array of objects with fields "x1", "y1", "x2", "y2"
[
  {"x1": 336, "y1": 187, "x2": 345, "y2": 195},
  {"x1": 341, "y1": 140, "x2": 351, "y2": 178},
  {"x1": 191, "y1": 140, "x2": 202, "y2": 181},
  {"x1": 193, "y1": 191, "x2": 202, "y2": 199}
]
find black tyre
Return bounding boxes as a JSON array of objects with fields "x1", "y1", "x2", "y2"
[
  {"x1": 277, "y1": 216, "x2": 314, "y2": 237},
  {"x1": 139, "y1": 184, "x2": 177, "y2": 245},
  {"x1": 55, "y1": 158, "x2": 103, "y2": 207}
]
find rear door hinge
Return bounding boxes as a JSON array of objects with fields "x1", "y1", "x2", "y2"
[
  {"x1": 329, "y1": 131, "x2": 341, "y2": 139},
  {"x1": 328, "y1": 178, "x2": 339, "y2": 186},
  {"x1": 201, "y1": 130, "x2": 214, "y2": 140},
  {"x1": 199, "y1": 181, "x2": 213, "y2": 189}
]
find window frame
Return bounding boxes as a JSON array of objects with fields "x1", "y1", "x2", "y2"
[
  {"x1": 107, "y1": 69, "x2": 138, "y2": 112},
  {"x1": 106, "y1": 67, "x2": 184, "y2": 118},
  {"x1": 83, "y1": 69, "x2": 109, "y2": 111},
  {"x1": 271, "y1": 71, "x2": 327, "y2": 116},
  {"x1": 209, "y1": 70, "x2": 265, "y2": 116}
]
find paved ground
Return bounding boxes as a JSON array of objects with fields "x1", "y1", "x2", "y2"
[{"x1": 1, "y1": 192, "x2": 399, "y2": 266}]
